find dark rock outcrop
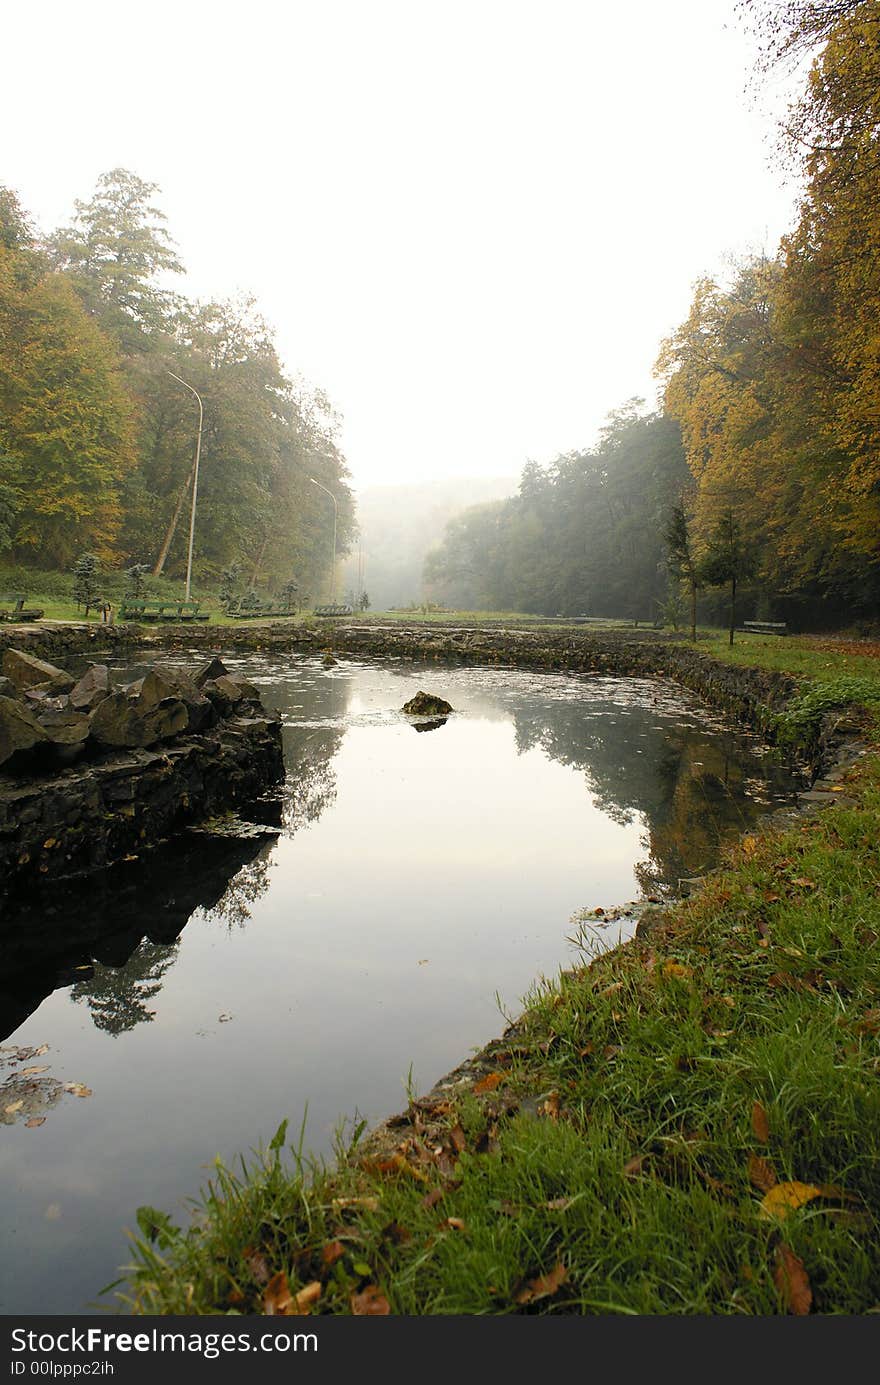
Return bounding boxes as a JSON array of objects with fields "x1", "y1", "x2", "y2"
[
  {"x1": 402, "y1": 690, "x2": 454, "y2": 717},
  {"x1": 2, "y1": 649, "x2": 75, "y2": 696}
]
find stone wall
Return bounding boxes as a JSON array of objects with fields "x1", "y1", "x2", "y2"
[{"x1": 0, "y1": 649, "x2": 283, "y2": 890}]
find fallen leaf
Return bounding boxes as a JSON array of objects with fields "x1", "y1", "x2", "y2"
[
  {"x1": 331, "y1": 1196, "x2": 380, "y2": 1213},
  {"x1": 539, "y1": 1092, "x2": 560, "y2": 1120},
  {"x1": 514, "y1": 1261, "x2": 568, "y2": 1306},
  {"x1": 623, "y1": 1155, "x2": 645, "y2": 1178},
  {"x1": 4, "y1": 1100, "x2": 24, "y2": 1115},
  {"x1": 751, "y1": 1101, "x2": 770, "y2": 1143},
  {"x1": 263, "y1": 1271, "x2": 294, "y2": 1315},
  {"x1": 792, "y1": 877, "x2": 817, "y2": 890},
  {"x1": 21, "y1": 1065, "x2": 49, "y2": 1076},
  {"x1": 295, "y1": 1282, "x2": 322, "y2": 1311},
  {"x1": 742, "y1": 836, "x2": 758, "y2": 857},
  {"x1": 421, "y1": 1188, "x2": 444, "y2": 1211},
  {"x1": 449, "y1": 1125, "x2": 467, "y2": 1153},
  {"x1": 760, "y1": 1181, "x2": 823, "y2": 1220},
  {"x1": 33, "y1": 1045, "x2": 49, "y2": 1057},
  {"x1": 381, "y1": 1222, "x2": 412, "y2": 1246},
  {"x1": 545, "y1": 1197, "x2": 573, "y2": 1211},
  {"x1": 243, "y1": 1246, "x2": 271, "y2": 1284},
  {"x1": 748, "y1": 1154, "x2": 778, "y2": 1193},
  {"x1": 321, "y1": 1240, "x2": 346, "y2": 1268},
  {"x1": 774, "y1": 1244, "x2": 812, "y2": 1315},
  {"x1": 440, "y1": 1217, "x2": 466, "y2": 1231},
  {"x1": 473, "y1": 1072, "x2": 504, "y2": 1095},
  {"x1": 25, "y1": 1117, "x2": 46, "y2": 1128},
  {"x1": 64, "y1": 1083, "x2": 92, "y2": 1098},
  {"x1": 350, "y1": 1284, "x2": 390, "y2": 1315},
  {"x1": 662, "y1": 961, "x2": 693, "y2": 979}
]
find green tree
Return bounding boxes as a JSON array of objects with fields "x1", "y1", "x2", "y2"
[
  {"x1": 699, "y1": 509, "x2": 754, "y2": 645},
  {"x1": 72, "y1": 553, "x2": 102, "y2": 616},
  {"x1": 664, "y1": 500, "x2": 701, "y2": 642}
]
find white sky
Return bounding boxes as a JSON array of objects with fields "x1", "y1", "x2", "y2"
[{"x1": 3, "y1": 0, "x2": 799, "y2": 491}]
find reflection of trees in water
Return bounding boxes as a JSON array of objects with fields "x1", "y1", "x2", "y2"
[
  {"x1": 71, "y1": 941, "x2": 178, "y2": 1035},
  {"x1": 512, "y1": 697, "x2": 792, "y2": 893},
  {"x1": 273, "y1": 669, "x2": 352, "y2": 835},
  {"x1": 201, "y1": 844, "x2": 274, "y2": 930}
]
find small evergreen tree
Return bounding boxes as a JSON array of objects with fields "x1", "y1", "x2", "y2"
[
  {"x1": 125, "y1": 563, "x2": 150, "y2": 599},
  {"x1": 360, "y1": 590, "x2": 370, "y2": 611},
  {"x1": 664, "y1": 500, "x2": 700, "y2": 642},
  {"x1": 699, "y1": 509, "x2": 754, "y2": 647},
  {"x1": 219, "y1": 564, "x2": 243, "y2": 611},
  {"x1": 280, "y1": 579, "x2": 298, "y2": 613},
  {"x1": 72, "y1": 553, "x2": 101, "y2": 616}
]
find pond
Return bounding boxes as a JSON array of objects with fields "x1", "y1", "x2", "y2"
[{"x1": 0, "y1": 654, "x2": 802, "y2": 1314}]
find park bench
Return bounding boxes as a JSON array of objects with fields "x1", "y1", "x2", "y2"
[
  {"x1": 742, "y1": 620, "x2": 788, "y2": 636},
  {"x1": 227, "y1": 598, "x2": 298, "y2": 619},
  {"x1": 118, "y1": 599, "x2": 211, "y2": 622},
  {"x1": 314, "y1": 604, "x2": 353, "y2": 617},
  {"x1": 0, "y1": 592, "x2": 44, "y2": 622}
]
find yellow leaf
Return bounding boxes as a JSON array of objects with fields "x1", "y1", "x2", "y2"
[
  {"x1": 760, "y1": 1181, "x2": 823, "y2": 1220},
  {"x1": 662, "y1": 961, "x2": 693, "y2": 979}
]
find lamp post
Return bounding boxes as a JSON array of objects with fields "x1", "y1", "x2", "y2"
[
  {"x1": 310, "y1": 477, "x2": 338, "y2": 603},
  {"x1": 167, "y1": 371, "x2": 203, "y2": 601}
]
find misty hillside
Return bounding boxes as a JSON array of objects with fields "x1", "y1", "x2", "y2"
[{"x1": 342, "y1": 476, "x2": 517, "y2": 611}]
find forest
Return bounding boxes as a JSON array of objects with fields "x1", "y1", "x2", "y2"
[
  {"x1": 425, "y1": 0, "x2": 880, "y2": 631},
  {"x1": 0, "y1": 171, "x2": 354, "y2": 599}
]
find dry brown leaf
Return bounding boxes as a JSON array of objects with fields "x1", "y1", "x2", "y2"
[
  {"x1": 331, "y1": 1196, "x2": 380, "y2": 1213},
  {"x1": 321, "y1": 1240, "x2": 346, "y2": 1268},
  {"x1": 421, "y1": 1188, "x2": 444, "y2": 1211},
  {"x1": 623, "y1": 1155, "x2": 646, "y2": 1178},
  {"x1": 381, "y1": 1222, "x2": 412, "y2": 1246},
  {"x1": 263, "y1": 1271, "x2": 294, "y2": 1315},
  {"x1": 243, "y1": 1246, "x2": 271, "y2": 1285},
  {"x1": 473, "y1": 1072, "x2": 504, "y2": 1095},
  {"x1": 350, "y1": 1284, "x2": 391, "y2": 1315},
  {"x1": 742, "y1": 836, "x2": 758, "y2": 857},
  {"x1": 545, "y1": 1197, "x2": 573, "y2": 1211},
  {"x1": 64, "y1": 1083, "x2": 93, "y2": 1098},
  {"x1": 751, "y1": 1101, "x2": 770, "y2": 1144},
  {"x1": 774, "y1": 1244, "x2": 812, "y2": 1315},
  {"x1": 514, "y1": 1261, "x2": 568, "y2": 1306},
  {"x1": 4, "y1": 1100, "x2": 24, "y2": 1115},
  {"x1": 295, "y1": 1282, "x2": 322, "y2": 1312},
  {"x1": 440, "y1": 1217, "x2": 466, "y2": 1231},
  {"x1": 449, "y1": 1125, "x2": 467, "y2": 1153},
  {"x1": 25, "y1": 1117, "x2": 46, "y2": 1128},
  {"x1": 792, "y1": 877, "x2": 817, "y2": 889},
  {"x1": 760, "y1": 1181, "x2": 823, "y2": 1220},
  {"x1": 539, "y1": 1092, "x2": 560, "y2": 1121},
  {"x1": 21, "y1": 1065, "x2": 49, "y2": 1076},
  {"x1": 748, "y1": 1153, "x2": 778, "y2": 1193},
  {"x1": 662, "y1": 961, "x2": 693, "y2": 979}
]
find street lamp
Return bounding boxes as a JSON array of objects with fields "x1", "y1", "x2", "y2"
[
  {"x1": 309, "y1": 477, "x2": 338, "y2": 603},
  {"x1": 167, "y1": 371, "x2": 204, "y2": 601}
]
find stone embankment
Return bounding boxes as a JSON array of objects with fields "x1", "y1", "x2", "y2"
[{"x1": 0, "y1": 649, "x2": 283, "y2": 890}]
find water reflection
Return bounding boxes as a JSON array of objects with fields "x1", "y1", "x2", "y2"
[{"x1": 0, "y1": 833, "x2": 277, "y2": 1043}]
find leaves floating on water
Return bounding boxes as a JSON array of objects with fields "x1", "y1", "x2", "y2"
[
  {"x1": 64, "y1": 1083, "x2": 93, "y2": 1098},
  {"x1": 25, "y1": 1117, "x2": 46, "y2": 1128}
]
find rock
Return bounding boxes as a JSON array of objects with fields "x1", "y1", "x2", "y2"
[
  {"x1": 194, "y1": 657, "x2": 230, "y2": 689},
  {"x1": 150, "y1": 665, "x2": 215, "y2": 732},
  {"x1": 201, "y1": 675, "x2": 246, "y2": 716},
  {"x1": 0, "y1": 696, "x2": 50, "y2": 769},
  {"x1": 88, "y1": 687, "x2": 189, "y2": 749},
  {"x1": 322, "y1": 654, "x2": 338, "y2": 667},
  {"x1": 2, "y1": 649, "x2": 75, "y2": 696},
  {"x1": 36, "y1": 708, "x2": 91, "y2": 747},
  {"x1": 0, "y1": 677, "x2": 16, "y2": 699},
  {"x1": 402, "y1": 690, "x2": 454, "y2": 717},
  {"x1": 411, "y1": 717, "x2": 448, "y2": 732},
  {"x1": 69, "y1": 664, "x2": 111, "y2": 711},
  {"x1": 227, "y1": 673, "x2": 261, "y2": 702}
]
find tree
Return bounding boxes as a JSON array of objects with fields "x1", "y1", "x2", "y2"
[
  {"x1": 72, "y1": 553, "x2": 102, "y2": 616},
  {"x1": 699, "y1": 509, "x2": 754, "y2": 645},
  {"x1": 664, "y1": 500, "x2": 701, "y2": 641},
  {"x1": 125, "y1": 563, "x2": 150, "y2": 599},
  {"x1": 50, "y1": 168, "x2": 183, "y2": 345}
]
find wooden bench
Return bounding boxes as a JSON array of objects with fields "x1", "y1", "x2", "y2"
[
  {"x1": 314, "y1": 604, "x2": 353, "y2": 617},
  {"x1": 119, "y1": 599, "x2": 210, "y2": 622},
  {"x1": 0, "y1": 592, "x2": 44, "y2": 622},
  {"x1": 228, "y1": 599, "x2": 298, "y2": 620},
  {"x1": 742, "y1": 620, "x2": 788, "y2": 636}
]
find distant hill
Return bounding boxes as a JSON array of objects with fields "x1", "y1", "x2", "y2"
[{"x1": 342, "y1": 476, "x2": 517, "y2": 612}]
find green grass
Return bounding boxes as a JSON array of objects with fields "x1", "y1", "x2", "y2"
[{"x1": 122, "y1": 746, "x2": 880, "y2": 1315}]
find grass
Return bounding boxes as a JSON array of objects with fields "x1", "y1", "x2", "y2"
[{"x1": 122, "y1": 731, "x2": 880, "y2": 1315}]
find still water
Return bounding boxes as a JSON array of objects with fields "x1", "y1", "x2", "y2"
[{"x1": 0, "y1": 655, "x2": 800, "y2": 1313}]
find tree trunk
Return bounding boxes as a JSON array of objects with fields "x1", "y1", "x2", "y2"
[
  {"x1": 250, "y1": 532, "x2": 270, "y2": 587},
  {"x1": 729, "y1": 575, "x2": 737, "y2": 646},
  {"x1": 153, "y1": 467, "x2": 195, "y2": 577}
]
